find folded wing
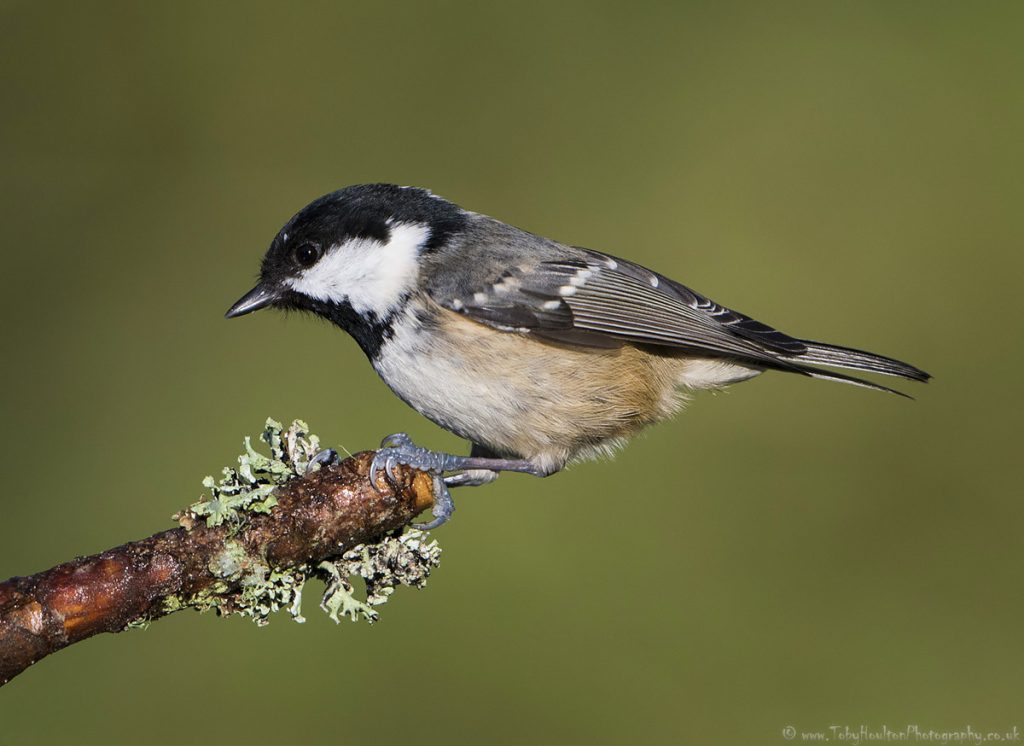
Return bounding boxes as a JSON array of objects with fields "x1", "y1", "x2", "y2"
[{"x1": 434, "y1": 248, "x2": 929, "y2": 395}]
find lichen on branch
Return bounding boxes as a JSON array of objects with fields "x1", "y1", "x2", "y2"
[
  {"x1": 181, "y1": 418, "x2": 322, "y2": 529},
  {"x1": 320, "y1": 529, "x2": 442, "y2": 623},
  {"x1": 0, "y1": 418, "x2": 440, "y2": 686},
  {"x1": 170, "y1": 419, "x2": 441, "y2": 626}
]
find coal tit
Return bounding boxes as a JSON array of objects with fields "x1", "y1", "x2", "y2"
[{"x1": 227, "y1": 184, "x2": 930, "y2": 528}]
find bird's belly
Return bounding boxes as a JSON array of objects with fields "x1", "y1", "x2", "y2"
[{"x1": 372, "y1": 309, "x2": 693, "y2": 471}]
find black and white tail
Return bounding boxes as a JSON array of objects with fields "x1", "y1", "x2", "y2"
[{"x1": 781, "y1": 340, "x2": 931, "y2": 398}]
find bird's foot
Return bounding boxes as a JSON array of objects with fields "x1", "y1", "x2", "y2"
[
  {"x1": 369, "y1": 433, "x2": 551, "y2": 530},
  {"x1": 370, "y1": 434, "x2": 462, "y2": 530}
]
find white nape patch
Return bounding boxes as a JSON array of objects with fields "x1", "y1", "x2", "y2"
[{"x1": 285, "y1": 223, "x2": 429, "y2": 315}]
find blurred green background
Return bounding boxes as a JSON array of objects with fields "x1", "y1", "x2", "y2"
[{"x1": 1, "y1": 1, "x2": 1021, "y2": 743}]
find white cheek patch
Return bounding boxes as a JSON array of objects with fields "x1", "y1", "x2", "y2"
[{"x1": 285, "y1": 222, "x2": 430, "y2": 316}]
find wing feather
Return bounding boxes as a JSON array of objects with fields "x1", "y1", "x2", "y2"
[
  {"x1": 438, "y1": 248, "x2": 798, "y2": 363},
  {"x1": 430, "y1": 246, "x2": 927, "y2": 393}
]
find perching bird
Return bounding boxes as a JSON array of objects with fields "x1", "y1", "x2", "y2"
[{"x1": 227, "y1": 184, "x2": 929, "y2": 528}]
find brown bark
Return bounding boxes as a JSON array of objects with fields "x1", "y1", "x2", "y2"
[{"x1": 0, "y1": 451, "x2": 434, "y2": 686}]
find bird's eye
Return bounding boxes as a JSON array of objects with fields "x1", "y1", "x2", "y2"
[{"x1": 293, "y1": 242, "x2": 321, "y2": 268}]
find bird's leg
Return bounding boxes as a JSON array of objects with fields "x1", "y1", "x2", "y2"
[
  {"x1": 370, "y1": 434, "x2": 552, "y2": 529},
  {"x1": 442, "y1": 443, "x2": 503, "y2": 488}
]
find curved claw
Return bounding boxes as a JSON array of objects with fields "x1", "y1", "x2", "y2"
[
  {"x1": 368, "y1": 450, "x2": 393, "y2": 494},
  {"x1": 385, "y1": 453, "x2": 402, "y2": 485},
  {"x1": 379, "y1": 432, "x2": 415, "y2": 449},
  {"x1": 371, "y1": 433, "x2": 416, "y2": 492},
  {"x1": 370, "y1": 447, "x2": 418, "y2": 494},
  {"x1": 369, "y1": 434, "x2": 466, "y2": 529},
  {"x1": 412, "y1": 474, "x2": 455, "y2": 530},
  {"x1": 306, "y1": 448, "x2": 340, "y2": 474}
]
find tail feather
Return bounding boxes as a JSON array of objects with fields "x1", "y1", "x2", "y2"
[
  {"x1": 786, "y1": 362, "x2": 914, "y2": 398},
  {"x1": 758, "y1": 340, "x2": 930, "y2": 397},
  {"x1": 796, "y1": 341, "x2": 931, "y2": 382}
]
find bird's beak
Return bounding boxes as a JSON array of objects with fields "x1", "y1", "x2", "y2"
[{"x1": 225, "y1": 283, "x2": 280, "y2": 318}]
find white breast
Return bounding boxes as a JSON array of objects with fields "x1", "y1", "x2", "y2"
[{"x1": 372, "y1": 308, "x2": 521, "y2": 446}]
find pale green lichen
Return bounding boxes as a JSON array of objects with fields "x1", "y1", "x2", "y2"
[
  {"x1": 181, "y1": 418, "x2": 321, "y2": 529},
  {"x1": 163, "y1": 418, "x2": 441, "y2": 627},
  {"x1": 209, "y1": 540, "x2": 249, "y2": 579},
  {"x1": 318, "y1": 529, "x2": 442, "y2": 624},
  {"x1": 236, "y1": 567, "x2": 307, "y2": 626},
  {"x1": 319, "y1": 561, "x2": 379, "y2": 623},
  {"x1": 200, "y1": 531, "x2": 308, "y2": 627}
]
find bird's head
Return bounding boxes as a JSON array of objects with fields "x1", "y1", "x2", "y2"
[{"x1": 226, "y1": 184, "x2": 465, "y2": 334}]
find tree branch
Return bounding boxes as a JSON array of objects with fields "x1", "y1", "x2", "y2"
[{"x1": 0, "y1": 447, "x2": 435, "y2": 686}]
